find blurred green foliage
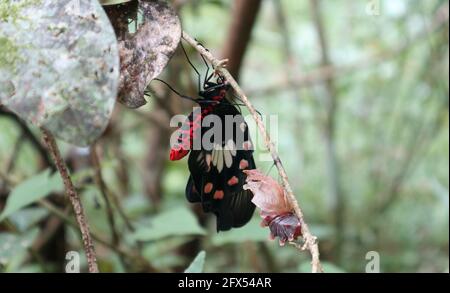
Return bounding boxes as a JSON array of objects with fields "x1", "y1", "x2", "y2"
[{"x1": 0, "y1": 0, "x2": 448, "y2": 273}]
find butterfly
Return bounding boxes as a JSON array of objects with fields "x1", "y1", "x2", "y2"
[{"x1": 169, "y1": 77, "x2": 256, "y2": 231}]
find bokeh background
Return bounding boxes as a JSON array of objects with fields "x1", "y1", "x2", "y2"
[{"x1": 0, "y1": 0, "x2": 448, "y2": 273}]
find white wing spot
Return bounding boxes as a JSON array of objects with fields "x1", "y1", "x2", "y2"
[
  {"x1": 206, "y1": 154, "x2": 212, "y2": 170},
  {"x1": 217, "y1": 148, "x2": 224, "y2": 173},
  {"x1": 226, "y1": 139, "x2": 237, "y2": 156},
  {"x1": 197, "y1": 152, "x2": 203, "y2": 162},
  {"x1": 224, "y1": 148, "x2": 233, "y2": 168},
  {"x1": 240, "y1": 122, "x2": 246, "y2": 132}
]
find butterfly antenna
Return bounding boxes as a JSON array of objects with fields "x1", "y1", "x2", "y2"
[
  {"x1": 265, "y1": 162, "x2": 276, "y2": 176},
  {"x1": 231, "y1": 93, "x2": 264, "y2": 120},
  {"x1": 153, "y1": 78, "x2": 200, "y2": 105},
  {"x1": 180, "y1": 42, "x2": 202, "y2": 91},
  {"x1": 199, "y1": 53, "x2": 212, "y2": 86}
]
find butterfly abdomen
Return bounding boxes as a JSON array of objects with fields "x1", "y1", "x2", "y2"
[{"x1": 169, "y1": 104, "x2": 216, "y2": 161}]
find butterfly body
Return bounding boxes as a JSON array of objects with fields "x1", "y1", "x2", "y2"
[{"x1": 169, "y1": 85, "x2": 227, "y2": 161}]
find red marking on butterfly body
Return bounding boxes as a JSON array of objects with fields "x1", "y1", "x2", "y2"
[{"x1": 169, "y1": 90, "x2": 227, "y2": 161}]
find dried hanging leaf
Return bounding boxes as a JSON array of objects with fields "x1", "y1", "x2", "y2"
[
  {"x1": 0, "y1": 0, "x2": 119, "y2": 146},
  {"x1": 106, "y1": 0, "x2": 182, "y2": 108},
  {"x1": 243, "y1": 169, "x2": 292, "y2": 218},
  {"x1": 267, "y1": 214, "x2": 302, "y2": 246},
  {"x1": 243, "y1": 169, "x2": 302, "y2": 246}
]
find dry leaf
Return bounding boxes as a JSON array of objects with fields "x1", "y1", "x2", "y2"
[
  {"x1": 268, "y1": 214, "x2": 302, "y2": 246},
  {"x1": 105, "y1": 0, "x2": 182, "y2": 108},
  {"x1": 243, "y1": 169, "x2": 302, "y2": 245},
  {"x1": 243, "y1": 169, "x2": 292, "y2": 217}
]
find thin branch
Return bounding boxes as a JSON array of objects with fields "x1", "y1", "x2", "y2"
[
  {"x1": 246, "y1": 3, "x2": 449, "y2": 97},
  {"x1": 39, "y1": 199, "x2": 156, "y2": 272},
  {"x1": 182, "y1": 31, "x2": 323, "y2": 273},
  {"x1": 5, "y1": 134, "x2": 25, "y2": 173},
  {"x1": 41, "y1": 128, "x2": 99, "y2": 273},
  {"x1": 0, "y1": 107, "x2": 53, "y2": 168},
  {"x1": 221, "y1": 0, "x2": 262, "y2": 79},
  {"x1": 90, "y1": 143, "x2": 135, "y2": 232},
  {"x1": 90, "y1": 144, "x2": 120, "y2": 245},
  {"x1": 310, "y1": 0, "x2": 344, "y2": 263}
]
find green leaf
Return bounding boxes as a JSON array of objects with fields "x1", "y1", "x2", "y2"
[
  {"x1": 131, "y1": 206, "x2": 206, "y2": 241},
  {"x1": 0, "y1": 228, "x2": 40, "y2": 269},
  {"x1": 7, "y1": 207, "x2": 49, "y2": 232},
  {"x1": 15, "y1": 264, "x2": 45, "y2": 273},
  {"x1": 211, "y1": 218, "x2": 268, "y2": 246},
  {"x1": 185, "y1": 251, "x2": 206, "y2": 273},
  {"x1": 308, "y1": 224, "x2": 334, "y2": 240},
  {"x1": 0, "y1": 169, "x2": 63, "y2": 221}
]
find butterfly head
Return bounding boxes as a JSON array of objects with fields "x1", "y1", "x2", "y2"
[{"x1": 199, "y1": 79, "x2": 230, "y2": 102}]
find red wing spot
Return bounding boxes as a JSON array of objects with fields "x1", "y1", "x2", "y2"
[
  {"x1": 227, "y1": 176, "x2": 239, "y2": 186},
  {"x1": 170, "y1": 148, "x2": 189, "y2": 161},
  {"x1": 239, "y1": 159, "x2": 249, "y2": 170},
  {"x1": 213, "y1": 190, "x2": 224, "y2": 200},
  {"x1": 204, "y1": 183, "x2": 213, "y2": 194}
]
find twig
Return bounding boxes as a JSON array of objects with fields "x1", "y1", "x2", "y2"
[
  {"x1": 38, "y1": 199, "x2": 156, "y2": 272},
  {"x1": 41, "y1": 128, "x2": 99, "y2": 273},
  {"x1": 90, "y1": 144, "x2": 135, "y2": 232},
  {"x1": 221, "y1": 0, "x2": 262, "y2": 79},
  {"x1": 5, "y1": 134, "x2": 25, "y2": 173},
  {"x1": 310, "y1": 0, "x2": 344, "y2": 263},
  {"x1": 246, "y1": 2, "x2": 449, "y2": 97},
  {"x1": 0, "y1": 107, "x2": 53, "y2": 168},
  {"x1": 182, "y1": 31, "x2": 323, "y2": 273},
  {"x1": 90, "y1": 144, "x2": 120, "y2": 245}
]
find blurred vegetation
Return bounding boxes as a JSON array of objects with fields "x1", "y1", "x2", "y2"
[{"x1": 0, "y1": 0, "x2": 448, "y2": 273}]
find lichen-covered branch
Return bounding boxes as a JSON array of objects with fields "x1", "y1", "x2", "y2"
[
  {"x1": 41, "y1": 128, "x2": 99, "y2": 273},
  {"x1": 182, "y1": 31, "x2": 323, "y2": 273}
]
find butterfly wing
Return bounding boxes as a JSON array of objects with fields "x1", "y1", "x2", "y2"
[{"x1": 185, "y1": 102, "x2": 256, "y2": 231}]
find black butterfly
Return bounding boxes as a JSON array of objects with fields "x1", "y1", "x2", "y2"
[{"x1": 170, "y1": 78, "x2": 256, "y2": 231}]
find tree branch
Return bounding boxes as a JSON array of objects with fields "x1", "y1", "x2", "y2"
[
  {"x1": 310, "y1": 0, "x2": 344, "y2": 263},
  {"x1": 0, "y1": 107, "x2": 53, "y2": 168},
  {"x1": 246, "y1": 1, "x2": 449, "y2": 97},
  {"x1": 41, "y1": 128, "x2": 99, "y2": 273},
  {"x1": 182, "y1": 31, "x2": 323, "y2": 273},
  {"x1": 221, "y1": 0, "x2": 262, "y2": 79},
  {"x1": 91, "y1": 143, "x2": 135, "y2": 232},
  {"x1": 38, "y1": 199, "x2": 156, "y2": 272},
  {"x1": 90, "y1": 144, "x2": 120, "y2": 245}
]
